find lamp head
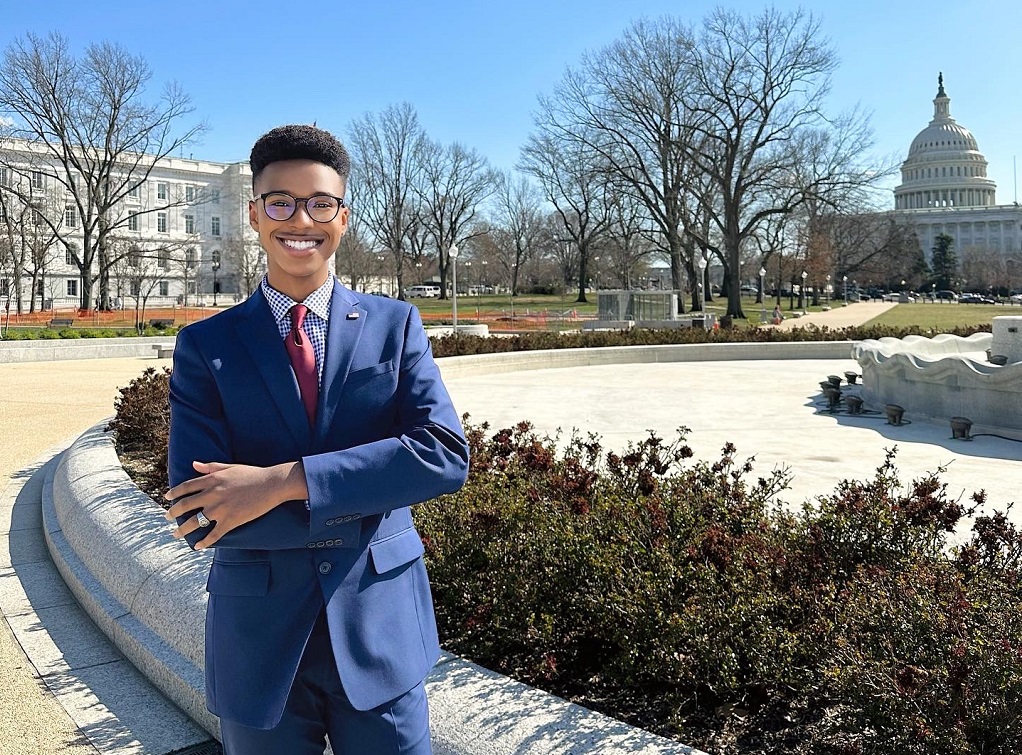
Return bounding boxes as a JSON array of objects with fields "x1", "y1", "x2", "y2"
[{"x1": 449, "y1": 244, "x2": 459, "y2": 259}]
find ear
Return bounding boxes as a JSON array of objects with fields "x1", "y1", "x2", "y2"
[
  {"x1": 337, "y1": 206, "x2": 350, "y2": 237},
  {"x1": 248, "y1": 199, "x2": 259, "y2": 232}
]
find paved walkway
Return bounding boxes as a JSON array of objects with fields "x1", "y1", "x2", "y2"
[
  {"x1": 0, "y1": 357, "x2": 180, "y2": 755},
  {"x1": 1, "y1": 300, "x2": 1013, "y2": 753},
  {"x1": 762, "y1": 300, "x2": 898, "y2": 330}
]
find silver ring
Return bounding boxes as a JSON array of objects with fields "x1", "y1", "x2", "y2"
[{"x1": 195, "y1": 511, "x2": 211, "y2": 528}]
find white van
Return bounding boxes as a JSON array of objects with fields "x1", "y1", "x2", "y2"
[{"x1": 404, "y1": 285, "x2": 440, "y2": 298}]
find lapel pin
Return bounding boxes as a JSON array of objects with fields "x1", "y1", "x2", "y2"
[{"x1": 346, "y1": 312, "x2": 360, "y2": 320}]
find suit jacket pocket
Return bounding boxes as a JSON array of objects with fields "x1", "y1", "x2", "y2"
[
  {"x1": 206, "y1": 561, "x2": 271, "y2": 596},
  {"x1": 368, "y1": 527, "x2": 425, "y2": 574},
  {"x1": 346, "y1": 360, "x2": 396, "y2": 387}
]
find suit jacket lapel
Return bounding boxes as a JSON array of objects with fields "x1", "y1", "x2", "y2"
[
  {"x1": 235, "y1": 290, "x2": 311, "y2": 448},
  {"x1": 318, "y1": 280, "x2": 366, "y2": 437}
]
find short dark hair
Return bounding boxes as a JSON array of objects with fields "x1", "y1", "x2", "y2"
[{"x1": 249, "y1": 124, "x2": 351, "y2": 188}]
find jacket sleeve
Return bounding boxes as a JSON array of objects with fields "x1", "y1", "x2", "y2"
[{"x1": 302, "y1": 307, "x2": 469, "y2": 532}]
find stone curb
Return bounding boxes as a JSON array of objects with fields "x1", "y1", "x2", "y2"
[{"x1": 0, "y1": 337, "x2": 176, "y2": 363}]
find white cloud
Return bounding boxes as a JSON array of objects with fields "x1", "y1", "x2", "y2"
[{"x1": 0, "y1": 116, "x2": 13, "y2": 127}]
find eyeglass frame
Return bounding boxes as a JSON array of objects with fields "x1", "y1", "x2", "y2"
[{"x1": 254, "y1": 192, "x2": 347, "y2": 223}]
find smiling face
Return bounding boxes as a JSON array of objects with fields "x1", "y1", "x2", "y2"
[{"x1": 249, "y1": 159, "x2": 349, "y2": 301}]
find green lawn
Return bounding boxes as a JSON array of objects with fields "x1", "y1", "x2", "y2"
[{"x1": 863, "y1": 302, "x2": 1020, "y2": 329}]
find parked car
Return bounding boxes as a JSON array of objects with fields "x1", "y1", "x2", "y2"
[
  {"x1": 403, "y1": 285, "x2": 441, "y2": 298},
  {"x1": 959, "y1": 293, "x2": 996, "y2": 304}
]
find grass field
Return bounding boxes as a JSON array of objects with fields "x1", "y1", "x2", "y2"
[{"x1": 862, "y1": 302, "x2": 1019, "y2": 329}]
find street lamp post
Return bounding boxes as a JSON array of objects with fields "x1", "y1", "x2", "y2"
[
  {"x1": 759, "y1": 266, "x2": 767, "y2": 322},
  {"x1": 449, "y1": 243, "x2": 459, "y2": 334},
  {"x1": 211, "y1": 260, "x2": 220, "y2": 307},
  {"x1": 801, "y1": 270, "x2": 808, "y2": 315},
  {"x1": 843, "y1": 275, "x2": 848, "y2": 306},
  {"x1": 695, "y1": 255, "x2": 706, "y2": 312},
  {"x1": 825, "y1": 274, "x2": 830, "y2": 307},
  {"x1": 464, "y1": 261, "x2": 472, "y2": 294}
]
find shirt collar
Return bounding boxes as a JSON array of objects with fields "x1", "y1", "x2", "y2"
[{"x1": 261, "y1": 274, "x2": 334, "y2": 326}]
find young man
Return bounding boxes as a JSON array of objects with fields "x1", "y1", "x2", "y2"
[{"x1": 164, "y1": 124, "x2": 469, "y2": 754}]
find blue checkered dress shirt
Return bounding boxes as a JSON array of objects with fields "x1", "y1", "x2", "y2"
[{"x1": 260, "y1": 274, "x2": 333, "y2": 386}]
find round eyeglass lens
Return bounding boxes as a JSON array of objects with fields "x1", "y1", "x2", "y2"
[
  {"x1": 307, "y1": 195, "x2": 341, "y2": 222},
  {"x1": 263, "y1": 193, "x2": 296, "y2": 221}
]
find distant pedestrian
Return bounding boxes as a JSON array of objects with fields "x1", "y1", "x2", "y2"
[{"x1": 772, "y1": 305, "x2": 783, "y2": 325}]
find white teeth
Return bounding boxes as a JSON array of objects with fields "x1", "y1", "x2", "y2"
[{"x1": 282, "y1": 239, "x2": 318, "y2": 250}]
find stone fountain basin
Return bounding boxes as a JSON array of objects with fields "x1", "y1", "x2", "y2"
[{"x1": 852, "y1": 321, "x2": 1022, "y2": 435}]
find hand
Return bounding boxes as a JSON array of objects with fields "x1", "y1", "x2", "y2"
[{"x1": 164, "y1": 460, "x2": 306, "y2": 549}]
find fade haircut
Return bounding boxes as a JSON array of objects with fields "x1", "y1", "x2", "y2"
[{"x1": 249, "y1": 124, "x2": 351, "y2": 189}]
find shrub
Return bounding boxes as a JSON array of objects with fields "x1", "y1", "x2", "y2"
[
  {"x1": 107, "y1": 367, "x2": 170, "y2": 501},
  {"x1": 414, "y1": 422, "x2": 1022, "y2": 754}
]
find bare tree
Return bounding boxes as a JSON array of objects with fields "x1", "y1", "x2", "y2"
[
  {"x1": 0, "y1": 170, "x2": 62, "y2": 313},
  {"x1": 535, "y1": 18, "x2": 703, "y2": 308},
  {"x1": 520, "y1": 129, "x2": 613, "y2": 303},
  {"x1": 680, "y1": 7, "x2": 885, "y2": 318},
  {"x1": 489, "y1": 171, "x2": 544, "y2": 296},
  {"x1": 0, "y1": 32, "x2": 205, "y2": 310},
  {"x1": 414, "y1": 139, "x2": 494, "y2": 299},
  {"x1": 347, "y1": 103, "x2": 424, "y2": 301},
  {"x1": 221, "y1": 234, "x2": 264, "y2": 299},
  {"x1": 110, "y1": 240, "x2": 170, "y2": 332}
]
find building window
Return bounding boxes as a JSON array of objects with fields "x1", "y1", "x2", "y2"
[
  {"x1": 185, "y1": 185, "x2": 195, "y2": 202},
  {"x1": 211, "y1": 216, "x2": 221, "y2": 236},
  {"x1": 158, "y1": 250, "x2": 169, "y2": 270},
  {"x1": 32, "y1": 208, "x2": 45, "y2": 226},
  {"x1": 130, "y1": 280, "x2": 140, "y2": 297},
  {"x1": 64, "y1": 206, "x2": 77, "y2": 228},
  {"x1": 31, "y1": 171, "x2": 44, "y2": 190},
  {"x1": 185, "y1": 247, "x2": 196, "y2": 268},
  {"x1": 65, "y1": 248, "x2": 74, "y2": 266},
  {"x1": 211, "y1": 188, "x2": 220, "y2": 204},
  {"x1": 157, "y1": 212, "x2": 168, "y2": 233},
  {"x1": 67, "y1": 279, "x2": 78, "y2": 297},
  {"x1": 0, "y1": 279, "x2": 8, "y2": 297},
  {"x1": 184, "y1": 214, "x2": 195, "y2": 234},
  {"x1": 0, "y1": 167, "x2": 7, "y2": 186},
  {"x1": 36, "y1": 279, "x2": 44, "y2": 298},
  {"x1": 128, "y1": 183, "x2": 140, "y2": 199},
  {"x1": 157, "y1": 182, "x2": 168, "y2": 200},
  {"x1": 159, "y1": 281, "x2": 169, "y2": 296},
  {"x1": 128, "y1": 214, "x2": 139, "y2": 232}
]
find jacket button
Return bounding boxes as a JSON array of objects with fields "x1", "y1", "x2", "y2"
[{"x1": 318, "y1": 562, "x2": 332, "y2": 575}]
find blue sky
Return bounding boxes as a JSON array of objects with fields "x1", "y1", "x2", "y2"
[{"x1": 2, "y1": 0, "x2": 1021, "y2": 205}]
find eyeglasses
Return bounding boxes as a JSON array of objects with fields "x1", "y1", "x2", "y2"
[{"x1": 257, "y1": 192, "x2": 346, "y2": 223}]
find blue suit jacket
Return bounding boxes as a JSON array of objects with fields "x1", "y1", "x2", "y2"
[{"x1": 167, "y1": 280, "x2": 468, "y2": 728}]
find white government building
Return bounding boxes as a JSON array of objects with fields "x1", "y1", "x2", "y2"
[
  {"x1": 893, "y1": 74, "x2": 1022, "y2": 269},
  {"x1": 0, "y1": 140, "x2": 261, "y2": 311}
]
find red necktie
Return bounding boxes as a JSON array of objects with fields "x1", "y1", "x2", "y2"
[{"x1": 284, "y1": 304, "x2": 318, "y2": 426}]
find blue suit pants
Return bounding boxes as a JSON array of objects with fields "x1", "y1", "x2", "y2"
[{"x1": 219, "y1": 612, "x2": 432, "y2": 755}]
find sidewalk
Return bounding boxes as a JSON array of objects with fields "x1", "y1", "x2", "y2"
[
  {"x1": 766, "y1": 300, "x2": 897, "y2": 331},
  {"x1": 0, "y1": 356, "x2": 186, "y2": 755}
]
